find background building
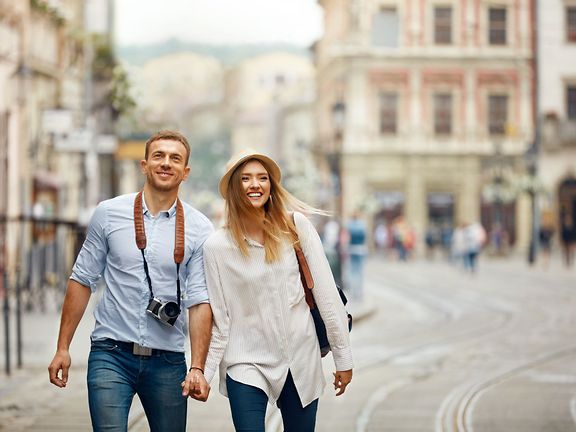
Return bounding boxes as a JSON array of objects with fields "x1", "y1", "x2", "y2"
[
  {"x1": 315, "y1": 0, "x2": 535, "y2": 253},
  {"x1": 226, "y1": 52, "x2": 318, "y2": 203},
  {"x1": 538, "y1": 0, "x2": 576, "y2": 256}
]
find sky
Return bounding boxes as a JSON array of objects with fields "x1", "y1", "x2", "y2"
[{"x1": 114, "y1": 0, "x2": 324, "y2": 46}]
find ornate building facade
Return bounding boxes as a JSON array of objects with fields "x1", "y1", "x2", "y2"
[
  {"x1": 538, "y1": 0, "x2": 576, "y2": 258},
  {"x1": 316, "y1": 0, "x2": 535, "y2": 252}
]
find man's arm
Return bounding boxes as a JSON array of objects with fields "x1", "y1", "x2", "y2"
[
  {"x1": 181, "y1": 303, "x2": 212, "y2": 401},
  {"x1": 48, "y1": 279, "x2": 91, "y2": 388}
]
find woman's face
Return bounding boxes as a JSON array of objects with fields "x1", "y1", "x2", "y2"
[{"x1": 240, "y1": 160, "x2": 271, "y2": 210}]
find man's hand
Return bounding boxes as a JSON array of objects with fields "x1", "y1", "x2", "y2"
[
  {"x1": 48, "y1": 349, "x2": 71, "y2": 388},
  {"x1": 333, "y1": 369, "x2": 353, "y2": 396},
  {"x1": 181, "y1": 369, "x2": 210, "y2": 402}
]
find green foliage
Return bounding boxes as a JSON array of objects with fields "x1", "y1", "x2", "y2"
[
  {"x1": 109, "y1": 66, "x2": 136, "y2": 120},
  {"x1": 92, "y1": 36, "x2": 136, "y2": 119},
  {"x1": 30, "y1": 0, "x2": 65, "y2": 26}
]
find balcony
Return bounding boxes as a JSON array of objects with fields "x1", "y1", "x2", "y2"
[{"x1": 542, "y1": 115, "x2": 576, "y2": 150}]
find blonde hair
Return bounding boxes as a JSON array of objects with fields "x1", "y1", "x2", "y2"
[{"x1": 224, "y1": 158, "x2": 326, "y2": 263}]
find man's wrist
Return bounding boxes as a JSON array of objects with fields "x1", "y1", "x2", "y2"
[{"x1": 189, "y1": 366, "x2": 204, "y2": 374}]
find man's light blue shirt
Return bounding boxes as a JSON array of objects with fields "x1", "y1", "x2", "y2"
[{"x1": 71, "y1": 192, "x2": 214, "y2": 352}]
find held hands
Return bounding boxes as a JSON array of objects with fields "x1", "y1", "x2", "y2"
[
  {"x1": 181, "y1": 368, "x2": 210, "y2": 402},
  {"x1": 333, "y1": 369, "x2": 353, "y2": 396},
  {"x1": 48, "y1": 349, "x2": 71, "y2": 388}
]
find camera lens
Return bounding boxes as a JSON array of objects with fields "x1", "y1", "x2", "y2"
[{"x1": 162, "y1": 302, "x2": 180, "y2": 319}]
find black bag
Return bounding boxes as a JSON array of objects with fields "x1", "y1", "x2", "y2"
[{"x1": 292, "y1": 216, "x2": 352, "y2": 357}]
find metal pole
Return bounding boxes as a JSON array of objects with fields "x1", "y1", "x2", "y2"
[
  {"x1": 15, "y1": 260, "x2": 22, "y2": 368},
  {"x1": 2, "y1": 272, "x2": 10, "y2": 376},
  {"x1": 336, "y1": 135, "x2": 344, "y2": 289},
  {"x1": 0, "y1": 112, "x2": 9, "y2": 375},
  {"x1": 528, "y1": 0, "x2": 540, "y2": 265}
]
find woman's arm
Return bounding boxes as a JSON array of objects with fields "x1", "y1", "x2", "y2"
[
  {"x1": 294, "y1": 213, "x2": 354, "y2": 373},
  {"x1": 201, "y1": 243, "x2": 231, "y2": 384}
]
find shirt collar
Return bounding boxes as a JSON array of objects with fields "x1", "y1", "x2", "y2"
[
  {"x1": 243, "y1": 236, "x2": 264, "y2": 248},
  {"x1": 141, "y1": 192, "x2": 178, "y2": 218}
]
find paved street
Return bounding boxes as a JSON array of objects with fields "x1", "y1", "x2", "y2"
[{"x1": 1, "y1": 255, "x2": 575, "y2": 431}]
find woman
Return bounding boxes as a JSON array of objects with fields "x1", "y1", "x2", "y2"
[{"x1": 202, "y1": 149, "x2": 353, "y2": 431}]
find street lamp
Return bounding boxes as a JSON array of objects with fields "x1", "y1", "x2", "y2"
[
  {"x1": 330, "y1": 101, "x2": 345, "y2": 288},
  {"x1": 524, "y1": 142, "x2": 539, "y2": 265},
  {"x1": 492, "y1": 142, "x2": 505, "y2": 228}
]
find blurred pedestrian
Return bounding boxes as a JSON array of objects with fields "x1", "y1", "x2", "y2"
[
  {"x1": 392, "y1": 215, "x2": 413, "y2": 261},
  {"x1": 463, "y1": 222, "x2": 486, "y2": 273},
  {"x1": 560, "y1": 213, "x2": 575, "y2": 268},
  {"x1": 202, "y1": 149, "x2": 353, "y2": 432},
  {"x1": 451, "y1": 223, "x2": 466, "y2": 266},
  {"x1": 346, "y1": 210, "x2": 367, "y2": 301},
  {"x1": 440, "y1": 223, "x2": 453, "y2": 260},
  {"x1": 322, "y1": 218, "x2": 343, "y2": 287},
  {"x1": 539, "y1": 222, "x2": 554, "y2": 269},
  {"x1": 374, "y1": 221, "x2": 389, "y2": 256},
  {"x1": 425, "y1": 225, "x2": 440, "y2": 260},
  {"x1": 48, "y1": 131, "x2": 214, "y2": 432}
]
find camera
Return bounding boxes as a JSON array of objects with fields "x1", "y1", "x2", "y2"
[{"x1": 146, "y1": 297, "x2": 181, "y2": 326}]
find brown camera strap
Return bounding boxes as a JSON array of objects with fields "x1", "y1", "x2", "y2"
[
  {"x1": 133, "y1": 191, "x2": 185, "y2": 264},
  {"x1": 291, "y1": 213, "x2": 316, "y2": 310},
  {"x1": 134, "y1": 191, "x2": 185, "y2": 304}
]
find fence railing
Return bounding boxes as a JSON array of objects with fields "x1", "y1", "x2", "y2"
[{"x1": 0, "y1": 216, "x2": 85, "y2": 375}]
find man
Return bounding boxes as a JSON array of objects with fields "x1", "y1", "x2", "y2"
[{"x1": 48, "y1": 130, "x2": 213, "y2": 431}]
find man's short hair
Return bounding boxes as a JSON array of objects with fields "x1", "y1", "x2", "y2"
[{"x1": 145, "y1": 130, "x2": 191, "y2": 166}]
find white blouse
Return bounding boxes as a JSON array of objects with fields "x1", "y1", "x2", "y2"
[{"x1": 203, "y1": 212, "x2": 353, "y2": 407}]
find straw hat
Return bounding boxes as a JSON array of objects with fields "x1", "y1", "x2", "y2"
[{"x1": 218, "y1": 149, "x2": 282, "y2": 199}]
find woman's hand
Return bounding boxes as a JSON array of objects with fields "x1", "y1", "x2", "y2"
[{"x1": 333, "y1": 369, "x2": 353, "y2": 396}]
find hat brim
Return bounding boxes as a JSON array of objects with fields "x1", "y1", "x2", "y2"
[{"x1": 219, "y1": 152, "x2": 282, "y2": 199}]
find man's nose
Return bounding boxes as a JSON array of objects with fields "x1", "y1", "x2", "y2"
[{"x1": 161, "y1": 156, "x2": 171, "y2": 166}]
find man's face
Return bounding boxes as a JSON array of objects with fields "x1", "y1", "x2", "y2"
[{"x1": 140, "y1": 139, "x2": 190, "y2": 192}]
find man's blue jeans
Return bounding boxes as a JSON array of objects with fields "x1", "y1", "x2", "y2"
[{"x1": 87, "y1": 339, "x2": 187, "y2": 432}]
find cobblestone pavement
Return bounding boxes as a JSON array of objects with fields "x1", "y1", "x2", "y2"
[{"x1": 1, "y1": 254, "x2": 574, "y2": 431}]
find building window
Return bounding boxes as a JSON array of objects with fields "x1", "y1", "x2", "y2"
[
  {"x1": 567, "y1": 85, "x2": 576, "y2": 119},
  {"x1": 379, "y1": 92, "x2": 398, "y2": 134},
  {"x1": 434, "y1": 6, "x2": 453, "y2": 44},
  {"x1": 567, "y1": 7, "x2": 576, "y2": 43},
  {"x1": 488, "y1": 7, "x2": 507, "y2": 45},
  {"x1": 434, "y1": 93, "x2": 453, "y2": 135},
  {"x1": 372, "y1": 8, "x2": 399, "y2": 47},
  {"x1": 488, "y1": 94, "x2": 508, "y2": 135}
]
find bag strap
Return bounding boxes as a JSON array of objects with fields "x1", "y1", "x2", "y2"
[{"x1": 291, "y1": 213, "x2": 315, "y2": 309}]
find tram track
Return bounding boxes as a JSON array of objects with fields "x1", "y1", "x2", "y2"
[
  {"x1": 350, "y1": 271, "x2": 520, "y2": 432},
  {"x1": 436, "y1": 347, "x2": 576, "y2": 432},
  {"x1": 354, "y1": 269, "x2": 576, "y2": 431}
]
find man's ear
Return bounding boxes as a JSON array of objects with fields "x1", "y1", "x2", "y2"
[
  {"x1": 139, "y1": 159, "x2": 147, "y2": 174},
  {"x1": 182, "y1": 166, "x2": 191, "y2": 182}
]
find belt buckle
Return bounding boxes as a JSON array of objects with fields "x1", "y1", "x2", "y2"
[{"x1": 132, "y1": 343, "x2": 152, "y2": 356}]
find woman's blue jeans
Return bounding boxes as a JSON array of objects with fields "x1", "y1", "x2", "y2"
[
  {"x1": 226, "y1": 371, "x2": 319, "y2": 432},
  {"x1": 87, "y1": 339, "x2": 187, "y2": 432}
]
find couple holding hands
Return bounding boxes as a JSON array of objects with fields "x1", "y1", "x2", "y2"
[{"x1": 48, "y1": 130, "x2": 353, "y2": 432}]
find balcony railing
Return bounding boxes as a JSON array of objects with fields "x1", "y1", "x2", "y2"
[{"x1": 542, "y1": 117, "x2": 576, "y2": 149}]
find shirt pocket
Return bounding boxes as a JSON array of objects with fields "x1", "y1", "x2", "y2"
[
  {"x1": 284, "y1": 250, "x2": 305, "y2": 307},
  {"x1": 288, "y1": 282, "x2": 305, "y2": 307}
]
